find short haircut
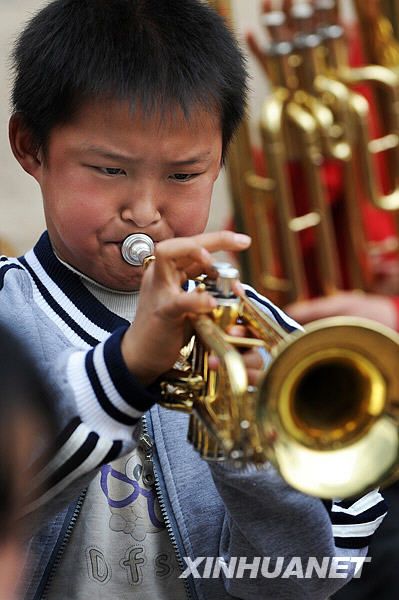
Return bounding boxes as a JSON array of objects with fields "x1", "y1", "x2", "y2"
[{"x1": 11, "y1": 0, "x2": 248, "y2": 157}]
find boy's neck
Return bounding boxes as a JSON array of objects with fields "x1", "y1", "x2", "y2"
[
  {"x1": 53, "y1": 248, "x2": 139, "y2": 322},
  {"x1": 53, "y1": 249, "x2": 134, "y2": 295}
]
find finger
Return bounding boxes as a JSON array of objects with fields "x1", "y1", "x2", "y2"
[
  {"x1": 190, "y1": 231, "x2": 251, "y2": 254},
  {"x1": 155, "y1": 240, "x2": 213, "y2": 270},
  {"x1": 262, "y1": 0, "x2": 272, "y2": 13},
  {"x1": 285, "y1": 294, "x2": 355, "y2": 323},
  {"x1": 160, "y1": 290, "x2": 217, "y2": 320},
  {"x1": 242, "y1": 349, "x2": 264, "y2": 370},
  {"x1": 225, "y1": 324, "x2": 247, "y2": 337},
  {"x1": 232, "y1": 280, "x2": 246, "y2": 298},
  {"x1": 184, "y1": 261, "x2": 220, "y2": 281},
  {"x1": 156, "y1": 231, "x2": 251, "y2": 258},
  {"x1": 247, "y1": 368, "x2": 262, "y2": 386},
  {"x1": 208, "y1": 354, "x2": 220, "y2": 371},
  {"x1": 154, "y1": 232, "x2": 250, "y2": 279},
  {"x1": 283, "y1": 0, "x2": 294, "y2": 30}
]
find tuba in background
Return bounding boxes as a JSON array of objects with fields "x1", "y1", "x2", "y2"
[{"x1": 222, "y1": 0, "x2": 399, "y2": 308}]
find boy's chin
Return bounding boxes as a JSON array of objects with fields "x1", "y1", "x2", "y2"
[
  {"x1": 92, "y1": 266, "x2": 143, "y2": 292},
  {"x1": 107, "y1": 273, "x2": 143, "y2": 292}
]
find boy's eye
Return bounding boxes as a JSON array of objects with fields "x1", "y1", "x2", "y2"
[
  {"x1": 98, "y1": 167, "x2": 127, "y2": 176},
  {"x1": 169, "y1": 173, "x2": 196, "y2": 182}
]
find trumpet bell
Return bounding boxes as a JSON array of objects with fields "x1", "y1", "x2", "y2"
[{"x1": 257, "y1": 317, "x2": 399, "y2": 498}]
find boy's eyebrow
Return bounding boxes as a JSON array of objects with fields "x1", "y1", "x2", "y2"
[
  {"x1": 81, "y1": 145, "x2": 137, "y2": 162},
  {"x1": 81, "y1": 145, "x2": 212, "y2": 165},
  {"x1": 167, "y1": 154, "x2": 212, "y2": 167}
]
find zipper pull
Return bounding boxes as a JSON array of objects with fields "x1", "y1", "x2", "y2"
[{"x1": 138, "y1": 431, "x2": 155, "y2": 487}]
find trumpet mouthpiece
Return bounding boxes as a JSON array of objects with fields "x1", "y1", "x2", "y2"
[{"x1": 121, "y1": 233, "x2": 155, "y2": 266}]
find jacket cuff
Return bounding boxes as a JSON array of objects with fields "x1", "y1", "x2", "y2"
[{"x1": 67, "y1": 326, "x2": 160, "y2": 440}]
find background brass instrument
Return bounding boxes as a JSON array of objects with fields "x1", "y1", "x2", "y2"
[
  {"x1": 221, "y1": 0, "x2": 399, "y2": 307},
  {"x1": 122, "y1": 233, "x2": 399, "y2": 500}
]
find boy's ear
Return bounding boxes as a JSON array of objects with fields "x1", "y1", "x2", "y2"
[{"x1": 9, "y1": 113, "x2": 43, "y2": 179}]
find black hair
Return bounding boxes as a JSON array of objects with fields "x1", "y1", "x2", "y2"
[
  {"x1": 11, "y1": 0, "x2": 248, "y2": 157},
  {"x1": 0, "y1": 323, "x2": 56, "y2": 539}
]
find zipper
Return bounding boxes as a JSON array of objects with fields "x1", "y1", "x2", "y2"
[
  {"x1": 138, "y1": 428, "x2": 156, "y2": 488},
  {"x1": 40, "y1": 418, "x2": 194, "y2": 600},
  {"x1": 40, "y1": 488, "x2": 87, "y2": 600},
  {"x1": 140, "y1": 414, "x2": 195, "y2": 600}
]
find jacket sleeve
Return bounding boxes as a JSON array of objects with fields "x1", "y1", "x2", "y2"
[
  {"x1": 0, "y1": 261, "x2": 159, "y2": 521},
  {"x1": 209, "y1": 462, "x2": 385, "y2": 599}
]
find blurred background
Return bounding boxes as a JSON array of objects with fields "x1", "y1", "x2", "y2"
[{"x1": 0, "y1": 0, "x2": 356, "y2": 255}]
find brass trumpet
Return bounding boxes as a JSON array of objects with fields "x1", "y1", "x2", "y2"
[{"x1": 122, "y1": 233, "x2": 399, "y2": 500}]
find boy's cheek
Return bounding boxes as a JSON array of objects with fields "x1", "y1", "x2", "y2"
[
  {"x1": 170, "y1": 196, "x2": 212, "y2": 237},
  {"x1": 173, "y1": 214, "x2": 210, "y2": 238}
]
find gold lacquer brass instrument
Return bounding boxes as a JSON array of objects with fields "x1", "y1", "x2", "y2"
[
  {"x1": 265, "y1": 1, "x2": 399, "y2": 297},
  {"x1": 121, "y1": 233, "x2": 399, "y2": 499},
  {"x1": 223, "y1": 0, "x2": 399, "y2": 305}
]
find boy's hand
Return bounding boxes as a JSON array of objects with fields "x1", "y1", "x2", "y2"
[
  {"x1": 207, "y1": 279, "x2": 267, "y2": 388},
  {"x1": 225, "y1": 324, "x2": 265, "y2": 386},
  {"x1": 207, "y1": 324, "x2": 265, "y2": 387},
  {"x1": 121, "y1": 231, "x2": 251, "y2": 385}
]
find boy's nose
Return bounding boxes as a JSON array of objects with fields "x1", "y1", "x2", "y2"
[{"x1": 120, "y1": 197, "x2": 161, "y2": 229}]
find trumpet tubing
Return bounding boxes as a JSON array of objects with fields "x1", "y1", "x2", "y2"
[{"x1": 121, "y1": 233, "x2": 399, "y2": 499}]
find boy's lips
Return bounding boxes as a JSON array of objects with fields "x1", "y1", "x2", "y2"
[
  {"x1": 106, "y1": 239, "x2": 158, "y2": 246},
  {"x1": 108, "y1": 235, "x2": 159, "y2": 244}
]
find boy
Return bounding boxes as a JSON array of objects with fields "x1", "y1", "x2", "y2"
[{"x1": 0, "y1": 1, "x2": 386, "y2": 598}]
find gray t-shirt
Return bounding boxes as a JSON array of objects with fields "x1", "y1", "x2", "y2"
[
  {"x1": 47, "y1": 266, "x2": 187, "y2": 599},
  {"x1": 47, "y1": 449, "x2": 187, "y2": 599}
]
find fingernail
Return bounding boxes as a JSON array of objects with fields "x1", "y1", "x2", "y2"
[
  {"x1": 208, "y1": 296, "x2": 218, "y2": 308},
  {"x1": 201, "y1": 248, "x2": 212, "y2": 261},
  {"x1": 234, "y1": 233, "x2": 251, "y2": 246}
]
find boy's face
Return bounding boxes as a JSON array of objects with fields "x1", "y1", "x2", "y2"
[{"x1": 24, "y1": 99, "x2": 223, "y2": 291}]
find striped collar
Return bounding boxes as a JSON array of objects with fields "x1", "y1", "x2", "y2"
[
  {"x1": 19, "y1": 232, "x2": 128, "y2": 344},
  {"x1": 16, "y1": 232, "x2": 297, "y2": 347}
]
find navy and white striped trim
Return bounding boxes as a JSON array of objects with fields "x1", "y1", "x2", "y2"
[
  {"x1": 66, "y1": 328, "x2": 157, "y2": 441},
  {"x1": 0, "y1": 258, "x2": 24, "y2": 290},
  {"x1": 325, "y1": 490, "x2": 388, "y2": 548},
  {"x1": 25, "y1": 418, "x2": 122, "y2": 514},
  {"x1": 32, "y1": 232, "x2": 125, "y2": 332},
  {"x1": 20, "y1": 254, "x2": 100, "y2": 347},
  {"x1": 242, "y1": 284, "x2": 301, "y2": 333},
  {"x1": 22, "y1": 233, "x2": 158, "y2": 422}
]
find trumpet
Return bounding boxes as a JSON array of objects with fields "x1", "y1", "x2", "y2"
[{"x1": 122, "y1": 233, "x2": 399, "y2": 499}]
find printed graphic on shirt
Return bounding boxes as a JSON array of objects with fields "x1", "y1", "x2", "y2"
[
  {"x1": 86, "y1": 546, "x2": 112, "y2": 585},
  {"x1": 100, "y1": 454, "x2": 165, "y2": 541},
  {"x1": 47, "y1": 450, "x2": 187, "y2": 599}
]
